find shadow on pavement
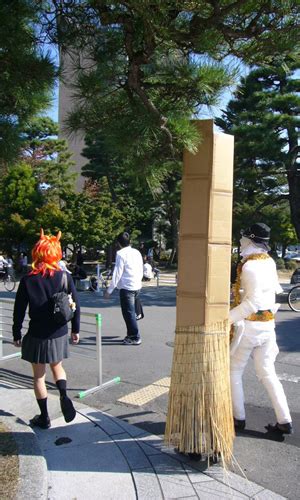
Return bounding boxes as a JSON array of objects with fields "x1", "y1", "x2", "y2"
[
  {"x1": 0, "y1": 369, "x2": 83, "y2": 393},
  {"x1": 0, "y1": 285, "x2": 177, "y2": 309},
  {"x1": 276, "y1": 313, "x2": 300, "y2": 353},
  {"x1": 235, "y1": 428, "x2": 285, "y2": 442}
]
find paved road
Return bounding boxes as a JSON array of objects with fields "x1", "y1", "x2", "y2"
[{"x1": 1, "y1": 284, "x2": 299, "y2": 499}]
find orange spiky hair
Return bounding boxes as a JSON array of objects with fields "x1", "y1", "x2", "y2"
[{"x1": 30, "y1": 228, "x2": 62, "y2": 277}]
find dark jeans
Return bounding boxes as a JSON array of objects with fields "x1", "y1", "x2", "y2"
[{"x1": 120, "y1": 289, "x2": 140, "y2": 340}]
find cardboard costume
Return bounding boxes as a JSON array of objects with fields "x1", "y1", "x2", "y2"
[{"x1": 165, "y1": 120, "x2": 235, "y2": 462}]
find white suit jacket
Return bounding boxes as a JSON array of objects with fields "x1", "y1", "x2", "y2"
[{"x1": 230, "y1": 256, "x2": 282, "y2": 324}]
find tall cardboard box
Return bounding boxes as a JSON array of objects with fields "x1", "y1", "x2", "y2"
[{"x1": 165, "y1": 120, "x2": 235, "y2": 461}]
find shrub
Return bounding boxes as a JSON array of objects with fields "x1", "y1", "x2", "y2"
[
  {"x1": 285, "y1": 260, "x2": 298, "y2": 270},
  {"x1": 275, "y1": 258, "x2": 285, "y2": 270}
]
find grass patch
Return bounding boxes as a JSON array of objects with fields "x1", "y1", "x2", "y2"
[{"x1": 0, "y1": 421, "x2": 19, "y2": 500}]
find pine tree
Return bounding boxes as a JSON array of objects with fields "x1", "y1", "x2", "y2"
[
  {"x1": 20, "y1": 117, "x2": 77, "y2": 204},
  {"x1": 216, "y1": 59, "x2": 300, "y2": 240},
  {"x1": 51, "y1": 1, "x2": 299, "y2": 253},
  {"x1": 0, "y1": 118, "x2": 127, "y2": 254},
  {"x1": 0, "y1": 1, "x2": 55, "y2": 166}
]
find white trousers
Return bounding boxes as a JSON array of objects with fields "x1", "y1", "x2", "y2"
[{"x1": 230, "y1": 322, "x2": 291, "y2": 424}]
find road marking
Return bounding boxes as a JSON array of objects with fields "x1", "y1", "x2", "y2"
[
  {"x1": 118, "y1": 377, "x2": 171, "y2": 406},
  {"x1": 118, "y1": 372, "x2": 300, "y2": 406},
  {"x1": 278, "y1": 373, "x2": 300, "y2": 383}
]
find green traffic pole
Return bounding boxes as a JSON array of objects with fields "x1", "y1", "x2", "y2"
[
  {"x1": 77, "y1": 312, "x2": 121, "y2": 399},
  {"x1": 78, "y1": 377, "x2": 121, "y2": 399},
  {"x1": 96, "y1": 313, "x2": 102, "y2": 387}
]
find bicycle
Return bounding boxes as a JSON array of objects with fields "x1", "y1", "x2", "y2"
[
  {"x1": 0, "y1": 270, "x2": 16, "y2": 292},
  {"x1": 287, "y1": 285, "x2": 300, "y2": 312},
  {"x1": 89, "y1": 269, "x2": 112, "y2": 292}
]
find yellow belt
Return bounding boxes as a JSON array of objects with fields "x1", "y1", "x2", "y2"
[{"x1": 246, "y1": 309, "x2": 274, "y2": 321}]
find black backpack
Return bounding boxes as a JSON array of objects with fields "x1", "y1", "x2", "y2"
[{"x1": 52, "y1": 273, "x2": 75, "y2": 326}]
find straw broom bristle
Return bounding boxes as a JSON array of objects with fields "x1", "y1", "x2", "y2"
[{"x1": 165, "y1": 321, "x2": 234, "y2": 464}]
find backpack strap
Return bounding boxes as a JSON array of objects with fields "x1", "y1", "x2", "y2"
[{"x1": 61, "y1": 272, "x2": 68, "y2": 293}]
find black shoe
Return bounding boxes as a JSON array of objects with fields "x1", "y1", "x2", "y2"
[
  {"x1": 60, "y1": 396, "x2": 76, "y2": 423},
  {"x1": 234, "y1": 418, "x2": 246, "y2": 431},
  {"x1": 266, "y1": 422, "x2": 293, "y2": 435},
  {"x1": 211, "y1": 452, "x2": 221, "y2": 464},
  {"x1": 30, "y1": 414, "x2": 51, "y2": 429},
  {"x1": 188, "y1": 452, "x2": 202, "y2": 461},
  {"x1": 123, "y1": 337, "x2": 141, "y2": 345}
]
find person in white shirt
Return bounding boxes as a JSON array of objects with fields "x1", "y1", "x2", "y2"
[
  {"x1": 230, "y1": 223, "x2": 292, "y2": 435},
  {"x1": 104, "y1": 232, "x2": 143, "y2": 345},
  {"x1": 143, "y1": 256, "x2": 153, "y2": 281},
  {"x1": 0, "y1": 255, "x2": 8, "y2": 271}
]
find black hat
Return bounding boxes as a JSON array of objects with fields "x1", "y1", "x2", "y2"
[{"x1": 241, "y1": 223, "x2": 270, "y2": 244}]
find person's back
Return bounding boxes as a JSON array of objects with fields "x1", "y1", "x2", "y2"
[
  {"x1": 14, "y1": 271, "x2": 79, "y2": 340},
  {"x1": 143, "y1": 261, "x2": 153, "y2": 280},
  {"x1": 12, "y1": 228, "x2": 80, "y2": 430},
  {"x1": 117, "y1": 246, "x2": 143, "y2": 289},
  {"x1": 105, "y1": 231, "x2": 143, "y2": 345}
]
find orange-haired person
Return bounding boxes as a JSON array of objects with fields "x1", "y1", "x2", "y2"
[{"x1": 12, "y1": 229, "x2": 80, "y2": 429}]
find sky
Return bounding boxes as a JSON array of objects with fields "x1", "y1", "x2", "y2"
[{"x1": 47, "y1": 86, "x2": 59, "y2": 122}]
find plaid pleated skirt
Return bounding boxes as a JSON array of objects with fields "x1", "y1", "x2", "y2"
[{"x1": 21, "y1": 334, "x2": 69, "y2": 364}]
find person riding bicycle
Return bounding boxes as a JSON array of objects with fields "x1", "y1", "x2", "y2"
[{"x1": 0, "y1": 255, "x2": 8, "y2": 274}]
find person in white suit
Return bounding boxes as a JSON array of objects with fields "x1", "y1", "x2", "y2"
[{"x1": 229, "y1": 223, "x2": 293, "y2": 434}]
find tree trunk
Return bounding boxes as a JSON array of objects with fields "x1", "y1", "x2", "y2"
[
  {"x1": 281, "y1": 244, "x2": 287, "y2": 258},
  {"x1": 288, "y1": 174, "x2": 300, "y2": 239},
  {"x1": 167, "y1": 206, "x2": 179, "y2": 267},
  {"x1": 287, "y1": 125, "x2": 300, "y2": 239},
  {"x1": 168, "y1": 247, "x2": 177, "y2": 267},
  {"x1": 105, "y1": 244, "x2": 113, "y2": 269}
]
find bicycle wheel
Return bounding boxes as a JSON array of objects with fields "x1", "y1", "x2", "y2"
[
  {"x1": 101, "y1": 278, "x2": 108, "y2": 289},
  {"x1": 89, "y1": 276, "x2": 99, "y2": 292},
  {"x1": 287, "y1": 286, "x2": 300, "y2": 312},
  {"x1": 101, "y1": 270, "x2": 111, "y2": 288},
  {"x1": 4, "y1": 275, "x2": 16, "y2": 292}
]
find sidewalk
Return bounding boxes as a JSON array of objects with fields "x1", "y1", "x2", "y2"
[{"x1": 0, "y1": 382, "x2": 285, "y2": 500}]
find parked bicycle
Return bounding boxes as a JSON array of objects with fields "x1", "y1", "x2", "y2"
[
  {"x1": 89, "y1": 268, "x2": 112, "y2": 292},
  {"x1": 0, "y1": 269, "x2": 16, "y2": 292},
  {"x1": 287, "y1": 285, "x2": 300, "y2": 312}
]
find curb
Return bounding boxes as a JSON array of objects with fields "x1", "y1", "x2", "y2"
[{"x1": 0, "y1": 412, "x2": 47, "y2": 500}]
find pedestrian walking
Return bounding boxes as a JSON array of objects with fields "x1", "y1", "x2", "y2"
[
  {"x1": 230, "y1": 222, "x2": 293, "y2": 434},
  {"x1": 104, "y1": 232, "x2": 143, "y2": 345},
  {"x1": 6, "y1": 255, "x2": 15, "y2": 277},
  {"x1": 12, "y1": 229, "x2": 80, "y2": 429},
  {"x1": 138, "y1": 241, "x2": 147, "y2": 258},
  {"x1": 76, "y1": 250, "x2": 84, "y2": 266}
]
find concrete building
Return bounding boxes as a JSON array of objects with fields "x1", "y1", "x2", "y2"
[{"x1": 58, "y1": 50, "x2": 86, "y2": 191}]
